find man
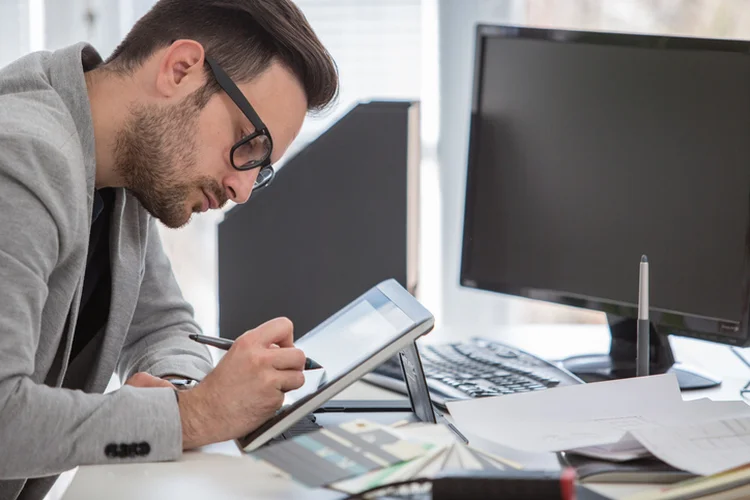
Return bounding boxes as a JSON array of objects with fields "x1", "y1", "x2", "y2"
[{"x1": 0, "y1": 0, "x2": 338, "y2": 498}]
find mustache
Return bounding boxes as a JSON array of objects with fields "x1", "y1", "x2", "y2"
[{"x1": 205, "y1": 181, "x2": 229, "y2": 208}]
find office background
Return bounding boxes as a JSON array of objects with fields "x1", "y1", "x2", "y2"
[
  {"x1": 2, "y1": 0, "x2": 750, "y2": 345},
  {"x1": 2, "y1": 2, "x2": 750, "y2": 499}
]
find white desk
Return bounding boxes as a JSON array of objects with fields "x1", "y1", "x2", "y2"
[{"x1": 58, "y1": 324, "x2": 750, "y2": 500}]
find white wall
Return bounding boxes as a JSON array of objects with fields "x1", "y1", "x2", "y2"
[
  {"x1": 41, "y1": 0, "x2": 155, "y2": 57},
  {"x1": 436, "y1": 0, "x2": 533, "y2": 330},
  {"x1": 0, "y1": 1, "x2": 31, "y2": 67}
]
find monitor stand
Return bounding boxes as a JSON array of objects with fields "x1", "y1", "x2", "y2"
[{"x1": 561, "y1": 315, "x2": 721, "y2": 390}]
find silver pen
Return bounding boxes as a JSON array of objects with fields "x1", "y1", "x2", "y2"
[{"x1": 636, "y1": 255, "x2": 650, "y2": 377}]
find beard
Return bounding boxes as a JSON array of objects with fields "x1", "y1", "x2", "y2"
[{"x1": 113, "y1": 91, "x2": 226, "y2": 229}]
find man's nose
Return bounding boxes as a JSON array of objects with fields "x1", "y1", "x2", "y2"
[{"x1": 223, "y1": 170, "x2": 257, "y2": 204}]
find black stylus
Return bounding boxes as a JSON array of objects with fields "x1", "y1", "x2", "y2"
[{"x1": 188, "y1": 333, "x2": 322, "y2": 370}]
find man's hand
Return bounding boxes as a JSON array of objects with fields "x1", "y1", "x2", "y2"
[
  {"x1": 177, "y1": 317, "x2": 305, "y2": 449},
  {"x1": 124, "y1": 372, "x2": 176, "y2": 389}
]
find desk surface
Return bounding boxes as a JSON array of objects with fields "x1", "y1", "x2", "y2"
[{"x1": 57, "y1": 324, "x2": 750, "y2": 500}]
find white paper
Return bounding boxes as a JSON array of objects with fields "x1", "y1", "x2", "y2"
[
  {"x1": 441, "y1": 443, "x2": 465, "y2": 470},
  {"x1": 570, "y1": 399, "x2": 750, "y2": 461},
  {"x1": 630, "y1": 415, "x2": 750, "y2": 476},
  {"x1": 570, "y1": 434, "x2": 652, "y2": 462},
  {"x1": 447, "y1": 374, "x2": 684, "y2": 452},
  {"x1": 448, "y1": 373, "x2": 750, "y2": 458},
  {"x1": 329, "y1": 445, "x2": 449, "y2": 494},
  {"x1": 658, "y1": 399, "x2": 750, "y2": 425},
  {"x1": 390, "y1": 422, "x2": 463, "y2": 447}
]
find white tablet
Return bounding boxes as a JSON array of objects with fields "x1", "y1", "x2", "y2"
[{"x1": 237, "y1": 278, "x2": 434, "y2": 452}]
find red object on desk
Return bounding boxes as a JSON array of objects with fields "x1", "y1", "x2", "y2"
[
  {"x1": 561, "y1": 466, "x2": 577, "y2": 500},
  {"x1": 431, "y1": 466, "x2": 578, "y2": 499}
]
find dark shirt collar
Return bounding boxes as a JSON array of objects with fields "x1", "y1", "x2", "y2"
[{"x1": 92, "y1": 190, "x2": 104, "y2": 222}]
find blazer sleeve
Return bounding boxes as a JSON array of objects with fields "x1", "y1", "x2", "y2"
[
  {"x1": 117, "y1": 216, "x2": 213, "y2": 382},
  {"x1": 0, "y1": 134, "x2": 187, "y2": 480}
]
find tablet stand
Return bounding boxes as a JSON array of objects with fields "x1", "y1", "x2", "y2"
[
  {"x1": 398, "y1": 342, "x2": 468, "y2": 443},
  {"x1": 397, "y1": 342, "x2": 437, "y2": 424},
  {"x1": 318, "y1": 341, "x2": 467, "y2": 443}
]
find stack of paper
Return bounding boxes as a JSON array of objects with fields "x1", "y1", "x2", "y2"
[
  {"x1": 628, "y1": 415, "x2": 750, "y2": 476},
  {"x1": 623, "y1": 463, "x2": 750, "y2": 500},
  {"x1": 446, "y1": 374, "x2": 750, "y2": 476}
]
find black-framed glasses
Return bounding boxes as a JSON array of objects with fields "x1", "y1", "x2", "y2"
[{"x1": 205, "y1": 55, "x2": 275, "y2": 192}]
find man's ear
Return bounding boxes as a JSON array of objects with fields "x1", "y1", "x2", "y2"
[{"x1": 155, "y1": 39, "x2": 206, "y2": 98}]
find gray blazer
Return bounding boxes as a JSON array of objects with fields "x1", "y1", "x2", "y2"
[{"x1": 0, "y1": 44, "x2": 214, "y2": 500}]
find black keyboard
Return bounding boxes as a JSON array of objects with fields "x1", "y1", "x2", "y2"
[{"x1": 365, "y1": 337, "x2": 583, "y2": 409}]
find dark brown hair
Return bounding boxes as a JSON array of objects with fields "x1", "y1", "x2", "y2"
[{"x1": 105, "y1": 0, "x2": 339, "y2": 113}]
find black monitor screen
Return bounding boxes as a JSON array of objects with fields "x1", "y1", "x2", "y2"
[{"x1": 461, "y1": 26, "x2": 750, "y2": 343}]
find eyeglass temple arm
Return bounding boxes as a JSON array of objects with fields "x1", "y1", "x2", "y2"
[{"x1": 204, "y1": 55, "x2": 267, "y2": 133}]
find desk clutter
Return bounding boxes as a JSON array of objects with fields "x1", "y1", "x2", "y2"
[
  {"x1": 250, "y1": 418, "x2": 585, "y2": 499},
  {"x1": 245, "y1": 373, "x2": 750, "y2": 499},
  {"x1": 625, "y1": 464, "x2": 750, "y2": 500},
  {"x1": 447, "y1": 373, "x2": 750, "y2": 498}
]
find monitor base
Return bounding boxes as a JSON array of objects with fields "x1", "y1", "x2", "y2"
[
  {"x1": 561, "y1": 315, "x2": 721, "y2": 391},
  {"x1": 562, "y1": 354, "x2": 721, "y2": 390}
]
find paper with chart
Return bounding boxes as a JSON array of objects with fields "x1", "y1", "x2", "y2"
[
  {"x1": 446, "y1": 374, "x2": 686, "y2": 452},
  {"x1": 629, "y1": 415, "x2": 750, "y2": 476},
  {"x1": 571, "y1": 399, "x2": 750, "y2": 461},
  {"x1": 446, "y1": 373, "x2": 750, "y2": 461}
]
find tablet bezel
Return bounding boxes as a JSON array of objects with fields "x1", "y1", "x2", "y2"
[{"x1": 237, "y1": 279, "x2": 434, "y2": 452}]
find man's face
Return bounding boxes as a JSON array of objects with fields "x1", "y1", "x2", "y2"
[{"x1": 114, "y1": 61, "x2": 307, "y2": 229}]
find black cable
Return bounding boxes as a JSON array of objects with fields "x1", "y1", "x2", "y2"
[{"x1": 730, "y1": 347, "x2": 750, "y2": 401}]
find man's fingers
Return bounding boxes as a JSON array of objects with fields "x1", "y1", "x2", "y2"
[
  {"x1": 235, "y1": 317, "x2": 294, "y2": 350},
  {"x1": 269, "y1": 347, "x2": 306, "y2": 371},
  {"x1": 278, "y1": 370, "x2": 305, "y2": 392},
  {"x1": 257, "y1": 317, "x2": 295, "y2": 348}
]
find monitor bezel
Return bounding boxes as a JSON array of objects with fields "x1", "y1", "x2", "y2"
[{"x1": 459, "y1": 23, "x2": 750, "y2": 347}]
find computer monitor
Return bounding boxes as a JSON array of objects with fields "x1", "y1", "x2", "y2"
[
  {"x1": 460, "y1": 24, "x2": 750, "y2": 390},
  {"x1": 218, "y1": 100, "x2": 420, "y2": 342}
]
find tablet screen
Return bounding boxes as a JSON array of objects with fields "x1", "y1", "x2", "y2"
[
  {"x1": 284, "y1": 288, "x2": 413, "y2": 404},
  {"x1": 240, "y1": 279, "x2": 435, "y2": 451}
]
